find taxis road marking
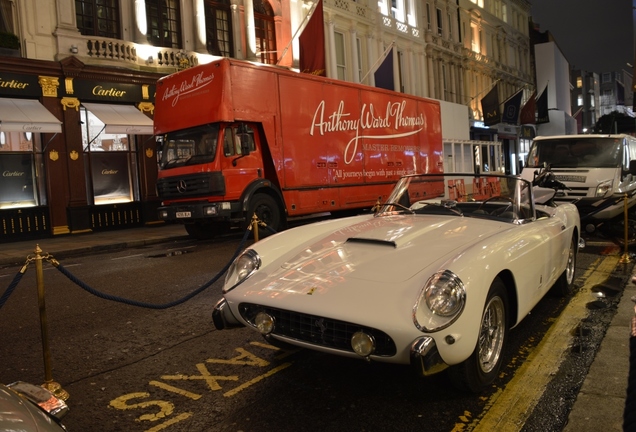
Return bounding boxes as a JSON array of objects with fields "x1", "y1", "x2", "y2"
[
  {"x1": 472, "y1": 255, "x2": 621, "y2": 432},
  {"x1": 223, "y1": 362, "x2": 293, "y2": 398}
]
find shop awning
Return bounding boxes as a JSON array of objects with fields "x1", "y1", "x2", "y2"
[
  {"x1": 83, "y1": 103, "x2": 153, "y2": 135},
  {"x1": 0, "y1": 98, "x2": 62, "y2": 133}
]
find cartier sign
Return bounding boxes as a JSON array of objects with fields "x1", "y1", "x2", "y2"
[{"x1": 0, "y1": 73, "x2": 40, "y2": 97}]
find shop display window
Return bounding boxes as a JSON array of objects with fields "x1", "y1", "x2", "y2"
[
  {"x1": 0, "y1": 132, "x2": 46, "y2": 209},
  {"x1": 80, "y1": 107, "x2": 140, "y2": 205}
]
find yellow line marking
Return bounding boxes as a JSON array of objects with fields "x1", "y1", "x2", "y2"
[
  {"x1": 223, "y1": 362, "x2": 293, "y2": 398},
  {"x1": 145, "y1": 412, "x2": 192, "y2": 432},
  {"x1": 472, "y1": 255, "x2": 621, "y2": 432},
  {"x1": 148, "y1": 381, "x2": 202, "y2": 400}
]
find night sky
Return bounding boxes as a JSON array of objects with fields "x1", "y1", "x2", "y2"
[{"x1": 530, "y1": 0, "x2": 633, "y2": 74}]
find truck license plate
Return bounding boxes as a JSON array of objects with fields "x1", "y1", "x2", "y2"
[{"x1": 176, "y1": 211, "x2": 191, "y2": 218}]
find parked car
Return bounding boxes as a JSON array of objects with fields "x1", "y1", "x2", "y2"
[
  {"x1": 213, "y1": 173, "x2": 580, "y2": 392},
  {"x1": 0, "y1": 381, "x2": 68, "y2": 431}
]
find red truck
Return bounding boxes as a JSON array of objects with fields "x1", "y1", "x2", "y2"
[{"x1": 153, "y1": 57, "x2": 443, "y2": 238}]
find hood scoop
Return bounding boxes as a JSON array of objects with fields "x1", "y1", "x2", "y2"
[{"x1": 345, "y1": 238, "x2": 397, "y2": 248}]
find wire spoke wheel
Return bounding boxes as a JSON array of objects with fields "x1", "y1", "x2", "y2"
[{"x1": 478, "y1": 295, "x2": 505, "y2": 374}]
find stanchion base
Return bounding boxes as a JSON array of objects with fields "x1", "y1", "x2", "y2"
[
  {"x1": 42, "y1": 381, "x2": 70, "y2": 401},
  {"x1": 620, "y1": 253, "x2": 633, "y2": 264}
]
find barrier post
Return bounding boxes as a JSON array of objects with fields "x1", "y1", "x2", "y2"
[
  {"x1": 34, "y1": 245, "x2": 69, "y2": 400},
  {"x1": 251, "y1": 214, "x2": 260, "y2": 242},
  {"x1": 620, "y1": 193, "x2": 632, "y2": 264}
]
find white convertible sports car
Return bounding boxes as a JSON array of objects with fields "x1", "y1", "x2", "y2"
[{"x1": 213, "y1": 173, "x2": 580, "y2": 392}]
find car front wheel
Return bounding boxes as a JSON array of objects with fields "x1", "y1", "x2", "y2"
[{"x1": 449, "y1": 277, "x2": 508, "y2": 393}]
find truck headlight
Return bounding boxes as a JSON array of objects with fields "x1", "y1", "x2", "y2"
[
  {"x1": 224, "y1": 249, "x2": 261, "y2": 293},
  {"x1": 413, "y1": 270, "x2": 466, "y2": 332},
  {"x1": 595, "y1": 180, "x2": 613, "y2": 197}
]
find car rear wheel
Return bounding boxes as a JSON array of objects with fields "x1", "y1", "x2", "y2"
[
  {"x1": 553, "y1": 235, "x2": 577, "y2": 297},
  {"x1": 449, "y1": 277, "x2": 508, "y2": 393}
]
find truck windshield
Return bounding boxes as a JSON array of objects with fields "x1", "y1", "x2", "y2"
[
  {"x1": 526, "y1": 137, "x2": 622, "y2": 169},
  {"x1": 159, "y1": 124, "x2": 219, "y2": 169}
]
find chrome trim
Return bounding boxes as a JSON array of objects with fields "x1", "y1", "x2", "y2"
[
  {"x1": 410, "y1": 336, "x2": 448, "y2": 376},
  {"x1": 212, "y1": 298, "x2": 244, "y2": 330}
]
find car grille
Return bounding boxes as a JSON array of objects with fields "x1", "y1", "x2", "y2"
[{"x1": 239, "y1": 303, "x2": 397, "y2": 356}]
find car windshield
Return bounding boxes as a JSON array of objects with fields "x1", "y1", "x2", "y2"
[
  {"x1": 525, "y1": 137, "x2": 622, "y2": 168},
  {"x1": 376, "y1": 173, "x2": 534, "y2": 223}
]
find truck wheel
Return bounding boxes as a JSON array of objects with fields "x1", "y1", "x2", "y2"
[
  {"x1": 448, "y1": 278, "x2": 508, "y2": 393},
  {"x1": 246, "y1": 194, "x2": 282, "y2": 237},
  {"x1": 552, "y1": 235, "x2": 577, "y2": 297}
]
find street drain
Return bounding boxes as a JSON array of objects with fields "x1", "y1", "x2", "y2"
[{"x1": 148, "y1": 250, "x2": 192, "y2": 258}]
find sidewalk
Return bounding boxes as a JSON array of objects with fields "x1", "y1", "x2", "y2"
[
  {"x1": 0, "y1": 223, "x2": 189, "y2": 268},
  {"x1": 0, "y1": 224, "x2": 634, "y2": 431}
]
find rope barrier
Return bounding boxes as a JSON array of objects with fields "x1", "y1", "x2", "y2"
[
  {"x1": 0, "y1": 261, "x2": 30, "y2": 311},
  {"x1": 49, "y1": 226, "x2": 252, "y2": 309}
]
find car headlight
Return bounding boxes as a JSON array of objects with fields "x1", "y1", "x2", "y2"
[
  {"x1": 595, "y1": 180, "x2": 613, "y2": 197},
  {"x1": 413, "y1": 270, "x2": 466, "y2": 332},
  {"x1": 223, "y1": 249, "x2": 261, "y2": 293}
]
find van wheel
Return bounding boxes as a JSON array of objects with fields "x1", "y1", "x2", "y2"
[{"x1": 246, "y1": 194, "x2": 282, "y2": 237}]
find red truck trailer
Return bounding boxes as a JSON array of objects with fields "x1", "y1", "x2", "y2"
[{"x1": 154, "y1": 57, "x2": 443, "y2": 238}]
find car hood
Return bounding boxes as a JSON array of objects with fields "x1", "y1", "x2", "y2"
[
  {"x1": 263, "y1": 215, "x2": 510, "y2": 287},
  {"x1": 0, "y1": 384, "x2": 61, "y2": 432}
]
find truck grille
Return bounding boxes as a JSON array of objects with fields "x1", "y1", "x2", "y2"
[
  {"x1": 239, "y1": 303, "x2": 397, "y2": 356},
  {"x1": 157, "y1": 172, "x2": 225, "y2": 199}
]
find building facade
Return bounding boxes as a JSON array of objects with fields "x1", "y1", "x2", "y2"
[
  {"x1": 570, "y1": 69, "x2": 600, "y2": 133},
  {"x1": 0, "y1": 0, "x2": 532, "y2": 242}
]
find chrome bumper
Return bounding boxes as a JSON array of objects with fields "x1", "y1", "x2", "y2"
[
  {"x1": 410, "y1": 336, "x2": 448, "y2": 376},
  {"x1": 212, "y1": 298, "x2": 244, "y2": 330}
]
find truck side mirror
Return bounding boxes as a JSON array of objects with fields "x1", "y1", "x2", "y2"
[{"x1": 237, "y1": 123, "x2": 251, "y2": 156}]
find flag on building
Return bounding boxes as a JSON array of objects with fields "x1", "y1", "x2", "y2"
[
  {"x1": 501, "y1": 89, "x2": 523, "y2": 124},
  {"x1": 480, "y1": 83, "x2": 500, "y2": 126},
  {"x1": 519, "y1": 91, "x2": 536, "y2": 125},
  {"x1": 536, "y1": 85, "x2": 549, "y2": 124},
  {"x1": 299, "y1": 0, "x2": 326, "y2": 76},
  {"x1": 374, "y1": 46, "x2": 395, "y2": 91}
]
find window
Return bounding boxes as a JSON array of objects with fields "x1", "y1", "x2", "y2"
[
  {"x1": 577, "y1": 94, "x2": 583, "y2": 106},
  {"x1": 334, "y1": 31, "x2": 346, "y2": 80},
  {"x1": 436, "y1": 8, "x2": 443, "y2": 36},
  {"x1": 426, "y1": 3, "x2": 431, "y2": 30},
  {"x1": 0, "y1": 132, "x2": 46, "y2": 209},
  {"x1": 471, "y1": 22, "x2": 480, "y2": 53},
  {"x1": 254, "y1": 0, "x2": 276, "y2": 64},
  {"x1": 146, "y1": 0, "x2": 182, "y2": 48},
  {"x1": 590, "y1": 94, "x2": 595, "y2": 107},
  {"x1": 576, "y1": 76, "x2": 582, "y2": 88},
  {"x1": 398, "y1": 50, "x2": 405, "y2": 92},
  {"x1": 470, "y1": 0, "x2": 484, "y2": 7},
  {"x1": 75, "y1": 0, "x2": 120, "y2": 38},
  {"x1": 204, "y1": 0, "x2": 233, "y2": 57},
  {"x1": 80, "y1": 107, "x2": 140, "y2": 205},
  {"x1": 602, "y1": 73, "x2": 611, "y2": 83},
  {"x1": 0, "y1": 0, "x2": 15, "y2": 34}
]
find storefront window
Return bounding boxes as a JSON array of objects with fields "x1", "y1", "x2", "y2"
[
  {"x1": 80, "y1": 107, "x2": 140, "y2": 205},
  {"x1": 0, "y1": 131, "x2": 46, "y2": 209}
]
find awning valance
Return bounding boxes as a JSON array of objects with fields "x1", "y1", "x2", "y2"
[
  {"x1": 83, "y1": 103, "x2": 153, "y2": 135},
  {"x1": 0, "y1": 98, "x2": 62, "y2": 133}
]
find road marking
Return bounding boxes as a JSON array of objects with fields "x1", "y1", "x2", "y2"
[
  {"x1": 146, "y1": 412, "x2": 193, "y2": 432},
  {"x1": 470, "y1": 255, "x2": 621, "y2": 431},
  {"x1": 149, "y1": 381, "x2": 202, "y2": 400},
  {"x1": 223, "y1": 362, "x2": 293, "y2": 398}
]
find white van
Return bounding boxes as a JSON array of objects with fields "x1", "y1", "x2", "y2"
[{"x1": 521, "y1": 134, "x2": 636, "y2": 222}]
